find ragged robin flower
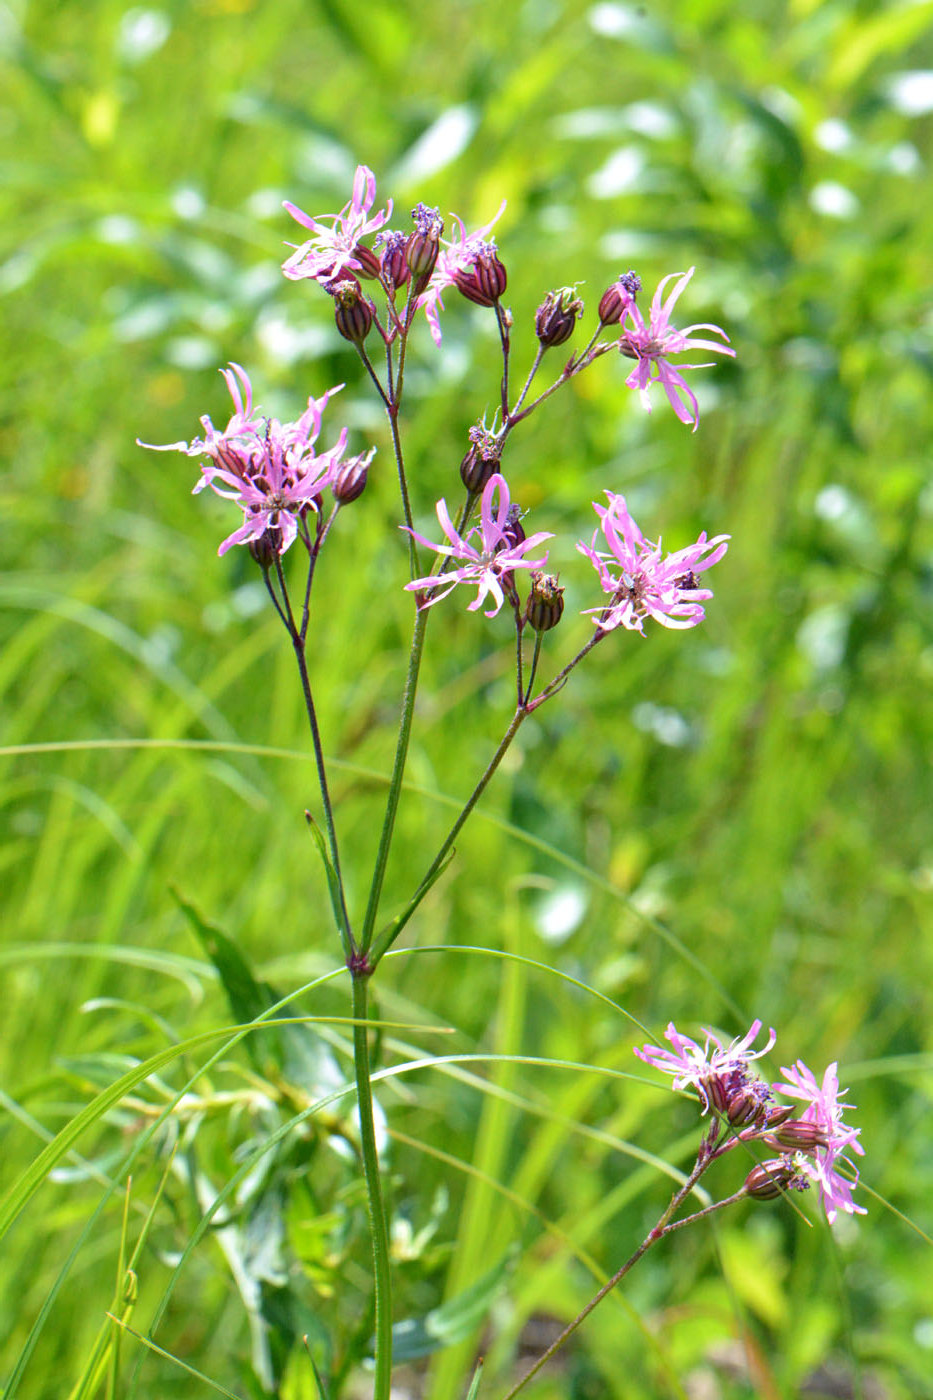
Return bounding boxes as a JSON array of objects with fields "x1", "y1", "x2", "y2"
[
  {"x1": 775, "y1": 1060, "x2": 866, "y2": 1223},
  {"x1": 617, "y1": 267, "x2": 735, "y2": 429},
  {"x1": 579, "y1": 493, "x2": 729, "y2": 635},
  {"x1": 138, "y1": 365, "x2": 356, "y2": 556},
  {"x1": 282, "y1": 164, "x2": 392, "y2": 285},
  {"x1": 634, "y1": 1020, "x2": 776, "y2": 1116},
  {"x1": 404, "y1": 472, "x2": 551, "y2": 617}
]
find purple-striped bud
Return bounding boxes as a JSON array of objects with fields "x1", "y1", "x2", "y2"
[
  {"x1": 248, "y1": 526, "x2": 283, "y2": 568},
  {"x1": 454, "y1": 244, "x2": 507, "y2": 307},
  {"x1": 351, "y1": 243, "x2": 382, "y2": 280},
  {"x1": 535, "y1": 287, "x2": 584, "y2": 349},
  {"x1": 525, "y1": 571, "x2": 565, "y2": 633},
  {"x1": 331, "y1": 280, "x2": 374, "y2": 344},
  {"x1": 377, "y1": 230, "x2": 410, "y2": 291},
  {"x1": 745, "y1": 1158, "x2": 810, "y2": 1201},
  {"x1": 726, "y1": 1086, "x2": 768, "y2": 1127},
  {"x1": 765, "y1": 1120, "x2": 830, "y2": 1153},
  {"x1": 407, "y1": 204, "x2": 444, "y2": 283},
  {"x1": 332, "y1": 450, "x2": 373, "y2": 505},
  {"x1": 598, "y1": 270, "x2": 641, "y2": 326},
  {"x1": 500, "y1": 502, "x2": 526, "y2": 552},
  {"x1": 460, "y1": 425, "x2": 503, "y2": 493}
]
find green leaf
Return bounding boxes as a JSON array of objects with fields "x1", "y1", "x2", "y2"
[
  {"x1": 304, "y1": 811, "x2": 349, "y2": 951},
  {"x1": 173, "y1": 889, "x2": 348, "y2": 1108},
  {"x1": 389, "y1": 1250, "x2": 514, "y2": 1362},
  {"x1": 464, "y1": 1357, "x2": 484, "y2": 1400},
  {"x1": 172, "y1": 888, "x2": 278, "y2": 1071}
]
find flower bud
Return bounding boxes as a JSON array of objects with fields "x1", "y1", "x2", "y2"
[
  {"x1": 351, "y1": 243, "x2": 382, "y2": 280},
  {"x1": 500, "y1": 502, "x2": 526, "y2": 552},
  {"x1": 535, "y1": 287, "x2": 584, "y2": 349},
  {"x1": 598, "y1": 270, "x2": 642, "y2": 326},
  {"x1": 332, "y1": 449, "x2": 373, "y2": 505},
  {"x1": 726, "y1": 1085, "x2": 767, "y2": 1127},
  {"x1": 766, "y1": 1119, "x2": 830, "y2": 1153},
  {"x1": 332, "y1": 280, "x2": 374, "y2": 344},
  {"x1": 525, "y1": 571, "x2": 565, "y2": 633},
  {"x1": 745, "y1": 1158, "x2": 810, "y2": 1201},
  {"x1": 406, "y1": 203, "x2": 444, "y2": 283},
  {"x1": 249, "y1": 527, "x2": 282, "y2": 568},
  {"x1": 460, "y1": 425, "x2": 503, "y2": 493},
  {"x1": 454, "y1": 244, "x2": 507, "y2": 307},
  {"x1": 377, "y1": 230, "x2": 410, "y2": 291}
]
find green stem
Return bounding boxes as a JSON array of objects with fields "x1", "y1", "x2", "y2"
[
  {"x1": 358, "y1": 606, "x2": 430, "y2": 957},
  {"x1": 522, "y1": 632, "x2": 544, "y2": 707},
  {"x1": 372, "y1": 705, "x2": 528, "y2": 966},
  {"x1": 352, "y1": 973, "x2": 393, "y2": 1399},
  {"x1": 291, "y1": 635, "x2": 354, "y2": 961},
  {"x1": 269, "y1": 556, "x2": 354, "y2": 960}
]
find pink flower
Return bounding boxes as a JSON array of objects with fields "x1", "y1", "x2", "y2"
[
  {"x1": 416, "y1": 200, "x2": 507, "y2": 345},
  {"x1": 635, "y1": 1020, "x2": 776, "y2": 1114},
  {"x1": 776, "y1": 1061, "x2": 866, "y2": 1223},
  {"x1": 618, "y1": 267, "x2": 735, "y2": 430},
  {"x1": 578, "y1": 493, "x2": 729, "y2": 634},
  {"x1": 404, "y1": 472, "x2": 551, "y2": 617},
  {"x1": 282, "y1": 165, "x2": 392, "y2": 284},
  {"x1": 139, "y1": 365, "x2": 357, "y2": 556}
]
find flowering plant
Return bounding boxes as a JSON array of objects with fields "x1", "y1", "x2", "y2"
[{"x1": 139, "y1": 164, "x2": 860, "y2": 1399}]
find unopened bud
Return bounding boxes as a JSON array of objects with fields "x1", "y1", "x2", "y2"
[
  {"x1": 765, "y1": 1103, "x2": 796, "y2": 1129},
  {"x1": 249, "y1": 527, "x2": 282, "y2": 568},
  {"x1": 351, "y1": 243, "x2": 382, "y2": 280},
  {"x1": 745, "y1": 1158, "x2": 810, "y2": 1201},
  {"x1": 454, "y1": 245, "x2": 507, "y2": 307},
  {"x1": 535, "y1": 287, "x2": 584, "y2": 349},
  {"x1": 525, "y1": 572, "x2": 565, "y2": 633},
  {"x1": 726, "y1": 1087, "x2": 766, "y2": 1127},
  {"x1": 766, "y1": 1120, "x2": 830, "y2": 1153},
  {"x1": 407, "y1": 204, "x2": 444, "y2": 283},
  {"x1": 460, "y1": 425, "x2": 503, "y2": 493},
  {"x1": 377, "y1": 230, "x2": 410, "y2": 291},
  {"x1": 705, "y1": 1075, "x2": 731, "y2": 1116},
  {"x1": 332, "y1": 449, "x2": 373, "y2": 505},
  {"x1": 500, "y1": 503, "x2": 526, "y2": 552},
  {"x1": 598, "y1": 270, "x2": 642, "y2": 326},
  {"x1": 332, "y1": 281, "x2": 374, "y2": 344}
]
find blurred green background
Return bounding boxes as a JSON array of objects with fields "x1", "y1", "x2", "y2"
[{"x1": 2, "y1": 0, "x2": 933, "y2": 1396}]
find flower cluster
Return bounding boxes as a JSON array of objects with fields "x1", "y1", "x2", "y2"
[
  {"x1": 635, "y1": 1021, "x2": 865, "y2": 1223},
  {"x1": 279, "y1": 166, "x2": 734, "y2": 425},
  {"x1": 139, "y1": 365, "x2": 371, "y2": 557}
]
